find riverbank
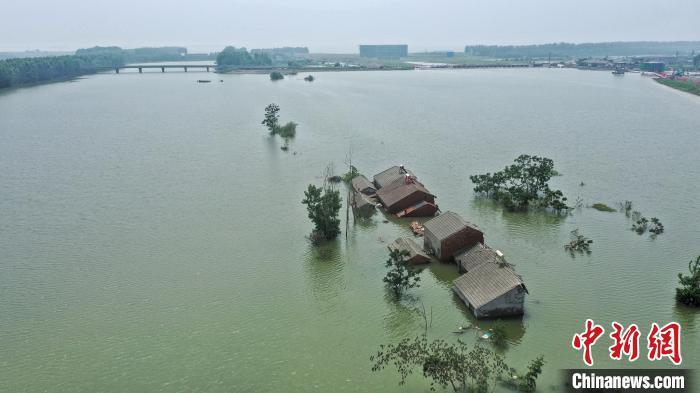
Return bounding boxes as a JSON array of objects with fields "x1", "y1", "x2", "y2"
[{"x1": 654, "y1": 77, "x2": 700, "y2": 96}]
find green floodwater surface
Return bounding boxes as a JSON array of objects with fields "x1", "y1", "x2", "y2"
[{"x1": 1, "y1": 68, "x2": 699, "y2": 392}]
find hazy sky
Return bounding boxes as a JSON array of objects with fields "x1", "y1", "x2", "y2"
[{"x1": 3, "y1": 0, "x2": 699, "y2": 53}]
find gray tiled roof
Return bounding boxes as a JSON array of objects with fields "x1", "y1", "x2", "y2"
[
  {"x1": 388, "y1": 237, "x2": 429, "y2": 261},
  {"x1": 351, "y1": 175, "x2": 376, "y2": 193},
  {"x1": 453, "y1": 263, "x2": 525, "y2": 309},
  {"x1": 373, "y1": 166, "x2": 415, "y2": 189},
  {"x1": 376, "y1": 178, "x2": 432, "y2": 209},
  {"x1": 423, "y1": 211, "x2": 477, "y2": 241},
  {"x1": 455, "y1": 243, "x2": 503, "y2": 272}
]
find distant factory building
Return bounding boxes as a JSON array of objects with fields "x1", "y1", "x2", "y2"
[
  {"x1": 359, "y1": 45, "x2": 408, "y2": 59},
  {"x1": 641, "y1": 62, "x2": 665, "y2": 73},
  {"x1": 423, "y1": 211, "x2": 484, "y2": 262}
]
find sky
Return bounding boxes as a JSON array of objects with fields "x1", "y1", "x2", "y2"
[{"x1": 2, "y1": 0, "x2": 699, "y2": 53}]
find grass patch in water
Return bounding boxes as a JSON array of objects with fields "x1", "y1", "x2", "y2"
[{"x1": 591, "y1": 203, "x2": 616, "y2": 212}]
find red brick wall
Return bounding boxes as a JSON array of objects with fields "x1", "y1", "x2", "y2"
[
  {"x1": 438, "y1": 227, "x2": 484, "y2": 262},
  {"x1": 386, "y1": 191, "x2": 435, "y2": 213}
]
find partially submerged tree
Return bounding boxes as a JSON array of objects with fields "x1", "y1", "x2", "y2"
[
  {"x1": 371, "y1": 336, "x2": 510, "y2": 393},
  {"x1": 676, "y1": 256, "x2": 700, "y2": 307},
  {"x1": 649, "y1": 217, "x2": 664, "y2": 234},
  {"x1": 301, "y1": 167, "x2": 342, "y2": 243},
  {"x1": 469, "y1": 155, "x2": 568, "y2": 212},
  {"x1": 276, "y1": 121, "x2": 297, "y2": 138},
  {"x1": 371, "y1": 336, "x2": 544, "y2": 393},
  {"x1": 632, "y1": 216, "x2": 649, "y2": 234},
  {"x1": 565, "y1": 229, "x2": 592, "y2": 253},
  {"x1": 262, "y1": 103, "x2": 280, "y2": 134},
  {"x1": 517, "y1": 356, "x2": 546, "y2": 393},
  {"x1": 383, "y1": 249, "x2": 421, "y2": 297},
  {"x1": 489, "y1": 320, "x2": 508, "y2": 348}
]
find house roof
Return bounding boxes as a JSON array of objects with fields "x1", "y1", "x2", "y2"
[
  {"x1": 351, "y1": 175, "x2": 376, "y2": 193},
  {"x1": 351, "y1": 190, "x2": 375, "y2": 208},
  {"x1": 453, "y1": 263, "x2": 526, "y2": 310},
  {"x1": 373, "y1": 166, "x2": 415, "y2": 189},
  {"x1": 376, "y1": 178, "x2": 432, "y2": 208},
  {"x1": 423, "y1": 211, "x2": 479, "y2": 241},
  {"x1": 454, "y1": 243, "x2": 504, "y2": 272},
  {"x1": 388, "y1": 237, "x2": 429, "y2": 261}
]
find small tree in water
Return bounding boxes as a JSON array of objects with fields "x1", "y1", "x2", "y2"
[
  {"x1": 301, "y1": 171, "x2": 342, "y2": 243},
  {"x1": 262, "y1": 103, "x2": 280, "y2": 134},
  {"x1": 383, "y1": 249, "x2": 421, "y2": 297},
  {"x1": 565, "y1": 229, "x2": 593, "y2": 254},
  {"x1": 676, "y1": 256, "x2": 700, "y2": 307}
]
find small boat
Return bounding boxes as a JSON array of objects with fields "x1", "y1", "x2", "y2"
[
  {"x1": 480, "y1": 331, "x2": 493, "y2": 340},
  {"x1": 197, "y1": 79, "x2": 212, "y2": 83},
  {"x1": 612, "y1": 68, "x2": 625, "y2": 75}
]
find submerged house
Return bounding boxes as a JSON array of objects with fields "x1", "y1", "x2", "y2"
[
  {"x1": 351, "y1": 175, "x2": 377, "y2": 195},
  {"x1": 388, "y1": 237, "x2": 430, "y2": 265},
  {"x1": 455, "y1": 243, "x2": 504, "y2": 273},
  {"x1": 452, "y1": 262, "x2": 527, "y2": 318},
  {"x1": 376, "y1": 177, "x2": 437, "y2": 215},
  {"x1": 423, "y1": 211, "x2": 484, "y2": 262},
  {"x1": 350, "y1": 190, "x2": 376, "y2": 217},
  {"x1": 373, "y1": 165, "x2": 415, "y2": 189}
]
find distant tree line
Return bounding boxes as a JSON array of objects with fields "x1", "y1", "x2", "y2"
[
  {"x1": 216, "y1": 46, "x2": 272, "y2": 68},
  {"x1": 464, "y1": 41, "x2": 700, "y2": 59},
  {"x1": 0, "y1": 51, "x2": 123, "y2": 88}
]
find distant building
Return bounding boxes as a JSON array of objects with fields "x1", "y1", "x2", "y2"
[
  {"x1": 388, "y1": 237, "x2": 431, "y2": 265},
  {"x1": 641, "y1": 62, "x2": 665, "y2": 73},
  {"x1": 359, "y1": 45, "x2": 408, "y2": 59},
  {"x1": 453, "y1": 262, "x2": 527, "y2": 318},
  {"x1": 423, "y1": 211, "x2": 483, "y2": 262}
]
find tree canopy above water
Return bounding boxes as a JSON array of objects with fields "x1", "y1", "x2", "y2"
[{"x1": 216, "y1": 46, "x2": 271, "y2": 67}]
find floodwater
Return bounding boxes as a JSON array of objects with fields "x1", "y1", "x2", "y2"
[{"x1": 1, "y1": 68, "x2": 699, "y2": 392}]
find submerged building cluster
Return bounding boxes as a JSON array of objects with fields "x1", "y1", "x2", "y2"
[{"x1": 353, "y1": 165, "x2": 528, "y2": 319}]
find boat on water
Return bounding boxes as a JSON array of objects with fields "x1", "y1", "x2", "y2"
[
  {"x1": 612, "y1": 68, "x2": 625, "y2": 75},
  {"x1": 197, "y1": 80, "x2": 212, "y2": 83}
]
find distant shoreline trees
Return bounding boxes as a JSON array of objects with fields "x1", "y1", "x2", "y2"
[
  {"x1": 216, "y1": 46, "x2": 271, "y2": 68},
  {"x1": 0, "y1": 51, "x2": 124, "y2": 89}
]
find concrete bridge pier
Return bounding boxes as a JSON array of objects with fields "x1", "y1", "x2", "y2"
[
  {"x1": 115, "y1": 68, "x2": 120, "y2": 74},
  {"x1": 161, "y1": 67, "x2": 165, "y2": 73},
  {"x1": 184, "y1": 66, "x2": 188, "y2": 72},
  {"x1": 138, "y1": 67, "x2": 142, "y2": 73}
]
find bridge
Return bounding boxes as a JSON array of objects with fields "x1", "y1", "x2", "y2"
[{"x1": 111, "y1": 64, "x2": 216, "y2": 73}]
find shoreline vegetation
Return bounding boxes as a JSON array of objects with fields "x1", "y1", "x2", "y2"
[
  {"x1": 3, "y1": 41, "x2": 699, "y2": 90},
  {"x1": 654, "y1": 78, "x2": 700, "y2": 96}
]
